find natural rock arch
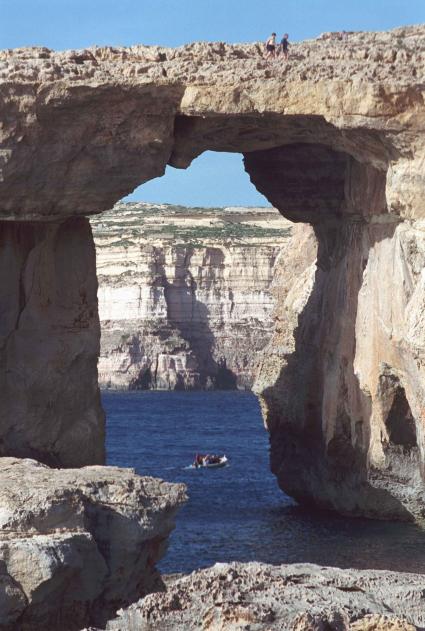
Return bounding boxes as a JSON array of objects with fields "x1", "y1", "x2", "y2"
[{"x1": 0, "y1": 27, "x2": 424, "y2": 519}]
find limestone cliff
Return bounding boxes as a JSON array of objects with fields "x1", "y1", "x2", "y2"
[
  {"x1": 1, "y1": 26, "x2": 425, "y2": 522},
  {"x1": 92, "y1": 202, "x2": 291, "y2": 390}
]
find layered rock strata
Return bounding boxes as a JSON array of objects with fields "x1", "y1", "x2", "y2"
[
  {"x1": 102, "y1": 562, "x2": 425, "y2": 630},
  {"x1": 92, "y1": 203, "x2": 291, "y2": 390},
  {"x1": 0, "y1": 26, "x2": 424, "y2": 521},
  {"x1": 0, "y1": 457, "x2": 186, "y2": 630}
]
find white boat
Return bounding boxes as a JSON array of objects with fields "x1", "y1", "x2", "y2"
[{"x1": 192, "y1": 455, "x2": 228, "y2": 469}]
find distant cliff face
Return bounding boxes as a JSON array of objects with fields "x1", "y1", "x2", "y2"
[{"x1": 92, "y1": 203, "x2": 292, "y2": 390}]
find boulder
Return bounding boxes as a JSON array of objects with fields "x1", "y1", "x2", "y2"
[{"x1": 0, "y1": 457, "x2": 186, "y2": 630}]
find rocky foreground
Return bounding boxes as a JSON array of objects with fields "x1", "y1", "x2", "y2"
[
  {"x1": 92, "y1": 202, "x2": 291, "y2": 390},
  {"x1": 0, "y1": 458, "x2": 186, "y2": 630},
  {"x1": 98, "y1": 562, "x2": 425, "y2": 630}
]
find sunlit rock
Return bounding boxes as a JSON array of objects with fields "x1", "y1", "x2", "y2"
[{"x1": 101, "y1": 562, "x2": 424, "y2": 630}]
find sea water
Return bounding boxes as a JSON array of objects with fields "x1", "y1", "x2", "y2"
[{"x1": 104, "y1": 390, "x2": 425, "y2": 574}]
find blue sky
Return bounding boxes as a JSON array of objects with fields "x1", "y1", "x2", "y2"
[
  {"x1": 2, "y1": 0, "x2": 424, "y2": 207},
  {"x1": 2, "y1": 0, "x2": 423, "y2": 50}
]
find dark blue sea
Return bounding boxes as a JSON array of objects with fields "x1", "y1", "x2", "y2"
[{"x1": 104, "y1": 391, "x2": 425, "y2": 575}]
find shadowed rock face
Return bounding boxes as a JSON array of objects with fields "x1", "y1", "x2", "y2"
[
  {"x1": 0, "y1": 218, "x2": 104, "y2": 467},
  {"x1": 0, "y1": 27, "x2": 425, "y2": 519},
  {"x1": 245, "y1": 141, "x2": 425, "y2": 520}
]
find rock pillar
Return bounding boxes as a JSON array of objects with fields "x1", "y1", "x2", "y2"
[
  {"x1": 0, "y1": 217, "x2": 104, "y2": 466},
  {"x1": 246, "y1": 144, "x2": 425, "y2": 520}
]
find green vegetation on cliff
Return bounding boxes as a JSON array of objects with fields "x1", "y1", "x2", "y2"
[{"x1": 91, "y1": 201, "x2": 292, "y2": 247}]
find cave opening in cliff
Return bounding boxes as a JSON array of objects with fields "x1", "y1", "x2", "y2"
[{"x1": 385, "y1": 386, "x2": 417, "y2": 451}]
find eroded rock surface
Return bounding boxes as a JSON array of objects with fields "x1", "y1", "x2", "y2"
[
  {"x1": 0, "y1": 457, "x2": 186, "y2": 630},
  {"x1": 1, "y1": 26, "x2": 425, "y2": 516},
  {"x1": 92, "y1": 202, "x2": 291, "y2": 390},
  {"x1": 101, "y1": 562, "x2": 425, "y2": 630}
]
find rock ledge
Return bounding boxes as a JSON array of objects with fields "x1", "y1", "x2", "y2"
[{"x1": 103, "y1": 562, "x2": 425, "y2": 630}]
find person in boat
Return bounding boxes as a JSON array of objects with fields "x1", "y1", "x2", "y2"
[
  {"x1": 205, "y1": 454, "x2": 220, "y2": 465},
  {"x1": 194, "y1": 453, "x2": 204, "y2": 467},
  {"x1": 194, "y1": 453, "x2": 224, "y2": 466}
]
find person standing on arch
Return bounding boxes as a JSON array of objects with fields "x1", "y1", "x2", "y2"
[
  {"x1": 264, "y1": 32, "x2": 277, "y2": 60},
  {"x1": 280, "y1": 33, "x2": 290, "y2": 60}
]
